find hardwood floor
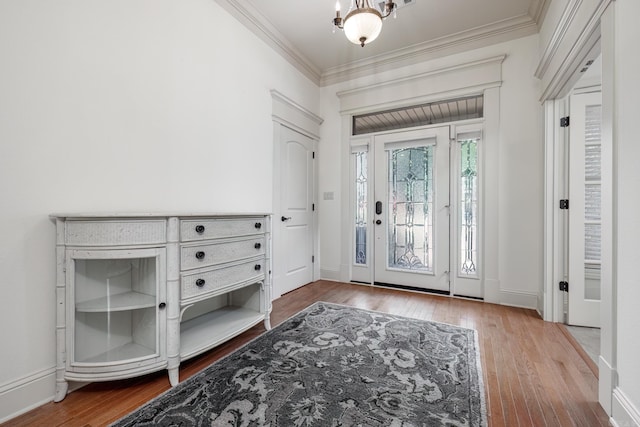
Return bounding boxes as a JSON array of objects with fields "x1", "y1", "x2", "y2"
[{"x1": 4, "y1": 281, "x2": 609, "y2": 426}]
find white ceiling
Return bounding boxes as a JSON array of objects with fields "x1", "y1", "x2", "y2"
[{"x1": 216, "y1": 0, "x2": 548, "y2": 85}]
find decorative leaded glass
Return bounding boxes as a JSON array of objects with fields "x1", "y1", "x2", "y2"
[
  {"x1": 387, "y1": 146, "x2": 433, "y2": 272},
  {"x1": 460, "y1": 139, "x2": 478, "y2": 276},
  {"x1": 355, "y1": 151, "x2": 367, "y2": 265}
]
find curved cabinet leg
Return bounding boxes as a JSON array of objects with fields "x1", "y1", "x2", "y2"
[
  {"x1": 54, "y1": 380, "x2": 68, "y2": 402},
  {"x1": 264, "y1": 316, "x2": 272, "y2": 331},
  {"x1": 168, "y1": 367, "x2": 179, "y2": 386}
]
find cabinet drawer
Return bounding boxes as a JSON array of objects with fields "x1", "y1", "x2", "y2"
[
  {"x1": 181, "y1": 259, "x2": 265, "y2": 300},
  {"x1": 180, "y1": 218, "x2": 265, "y2": 242},
  {"x1": 181, "y1": 237, "x2": 265, "y2": 271},
  {"x1": 65, "y1": 220, "x2": 166, "y2": 246}
]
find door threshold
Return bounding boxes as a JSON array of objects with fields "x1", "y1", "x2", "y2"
[{"x1": 373, "y1": 282, "x2": 450, "y2": 296}]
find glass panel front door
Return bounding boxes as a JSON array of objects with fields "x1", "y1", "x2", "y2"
[{"x1": 374, "y1": 126, "x2": 450, "y2": 292}]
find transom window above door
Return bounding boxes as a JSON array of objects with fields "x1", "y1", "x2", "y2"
[{"x1": 352, "y1": 94, "x2": 484, "y2": 135}]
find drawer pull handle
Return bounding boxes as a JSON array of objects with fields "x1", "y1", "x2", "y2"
[
  {"x1": 195, "y1": 251, "x2": 205, "y2": 260},
  {"x1": 254, "y1": 242, "x2": 261, "y2": 249},
  {"x1": 195, "y1": 225, "x2": 205, "y2": 234},
  {"x1": 158, "y1": 302, "x2": 166, "y2": 309},
  {"x1": 195, "y1": 279, "x2": 206, "y2": 287},
  {"x1": 254, "y1": 264, "x2": 262, "y2": 271},
  {"x1": 254, "y1": 222, "x2": 262, "y2": 229}
]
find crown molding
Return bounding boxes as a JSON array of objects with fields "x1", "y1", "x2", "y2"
[
  {"x1": 215, "y1": 0, "x2": 322, "y2": 85},
  {"x1": 218, "y1": 1, "x2": 540, "y2": 88},
  {"x1": 529, "y1": 0, "x2": 552, "y2": 29},
  {"x1": 321, "y1": 14, "x2": 536, "y2": 86}
]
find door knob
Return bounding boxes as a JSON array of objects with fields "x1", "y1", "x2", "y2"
[
  {"x1": 281, "y1": 216, "x2": 292, "y2": 222},
  {"x1": 375, "y1": 219, "x2": 382, "y2": 225}
]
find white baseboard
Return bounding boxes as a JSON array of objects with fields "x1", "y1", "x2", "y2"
[
  {"x1": 484, "y1": 279, "x2": 537, "y2": 309},
  {"x1": 599, "y1": 356, "x2": 615, "y2": 415},
  {"x1": 0, "y1": 367, "x2": 55, "y2": 424},
  {"x1": 320, "y1": 275, "x2": 537, "y2": 309},
  {"x1": 499, "y1": 289, "x2": 538, "y2": 309},
  {"x1": 320, "y1": 268, "x2": 341, "y2": 281},
  {"x1": 484, "y1": 279, "x2": 500, "y2": 303},
  {"x1": 611, "y1": 387, "x2": 640, "y2": 427},
  {"x1": 537, "y1": 293, "x2": 544, "y2": 318}
]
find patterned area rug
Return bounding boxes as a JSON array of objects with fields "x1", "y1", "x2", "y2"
[{"x1": 112, "y1": 302, "x2": 487, "y2": 426}]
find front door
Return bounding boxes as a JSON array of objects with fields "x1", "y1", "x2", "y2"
[
  {"x1": 373, "y1": 127, "x2": 450, "y2": 292},
  {"x1": 568, "y1": 91, "x2": 602, "y2": 327}
]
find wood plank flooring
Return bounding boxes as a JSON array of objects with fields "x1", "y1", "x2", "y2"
[{"x1": 4, "y1": 281, "x2": 609, "y2": 426}]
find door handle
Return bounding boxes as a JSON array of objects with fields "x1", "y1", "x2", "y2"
[
  {"x1": 281, "y1": 216, "x2": 292, "y2": 222},
  {"x1": 375, "y1": 219, "x2": 382, "y2": 225}
]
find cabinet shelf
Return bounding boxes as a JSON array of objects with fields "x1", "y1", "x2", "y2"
[
  {"x1": 76, "y1": 291, "x2": 156, "y2": 313},
  {"x1": 180, "y1": 306, "x2": 264, "y2": 360},
  {"x1": 79, "y1": 342, "x2": 156, "y2": 364}
]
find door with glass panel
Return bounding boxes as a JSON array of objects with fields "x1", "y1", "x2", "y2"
[
  {"x1": 568, "y1": 91, "x2": 602, "y2": 327},
  {"x1": 373, "y1": 127, "x2": 450, "y2": 292}
]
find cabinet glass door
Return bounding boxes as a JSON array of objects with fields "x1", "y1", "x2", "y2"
[{"x1": 69, "y1": 249, "x2": 163, "y2": 365}]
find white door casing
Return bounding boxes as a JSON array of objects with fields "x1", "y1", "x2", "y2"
[
  {"x1": 373, "y1": 126, "x2": 451, "y2": 292},
  {"x1": 568, "y1": 91, "x2": 602, "y2": 327},
  {"x1": 271, "y1": 90, "x2": 322, "y2": 300}
]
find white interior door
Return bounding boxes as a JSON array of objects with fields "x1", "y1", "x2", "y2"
[
  {"x1": 373, "y1": 127, "x2": 450, "y2": 292},
  {"x1": 568, "y1": 91, "x2": 602, "y2": 327},
  {"x1": 276, "y1": 126, "x2": 314, "y2": 296}
]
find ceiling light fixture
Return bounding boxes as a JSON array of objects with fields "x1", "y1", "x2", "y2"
[{"x1": 333, "y1": 0, "x2": 397, "y2": 47}]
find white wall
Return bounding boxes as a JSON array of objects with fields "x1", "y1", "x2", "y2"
[
  {"x1": 496, "y1": 35, "x2": 544, "y2": 307},
  {"x1": 318, "y1": 34, "x2": 543, "y2": 308},
  {"x1": 0, "y1": 0, "x2": 319, "y2": 421},
  {"x1": 612, "y1": 0, "x2": 640, "y2": 423},
  {"x1": 538, "y1": 0, "x2": 640, "y2": 422}
]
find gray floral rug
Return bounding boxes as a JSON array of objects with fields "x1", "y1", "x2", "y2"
[{"x1": 111, "y1": 302, "x2": 487, "y2": 426}]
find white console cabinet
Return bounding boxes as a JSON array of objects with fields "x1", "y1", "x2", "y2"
[{"x1": 51, "y1": 213, "x2": 271, "y2": 402}]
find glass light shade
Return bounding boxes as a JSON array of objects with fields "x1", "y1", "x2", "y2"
[{"x1": 343, "y1": 8, "x2": 383, "y2": 46}]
